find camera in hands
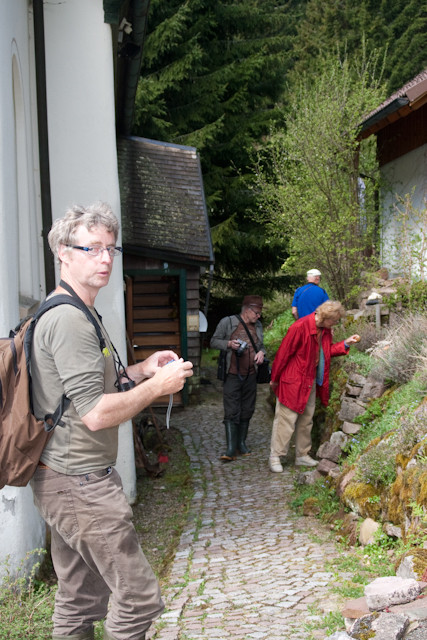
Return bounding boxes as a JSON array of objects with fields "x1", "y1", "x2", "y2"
[
  {"x1": 117, "y1": 379, "x2": 136, "y2": 392},
  {"x1": 236, "y1": 339, "x2": 248, "y2": 356}
]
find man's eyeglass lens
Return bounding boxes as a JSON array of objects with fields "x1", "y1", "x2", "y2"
[{"x1": 70, "y1": 245, "x2": 123, "y2": 257}]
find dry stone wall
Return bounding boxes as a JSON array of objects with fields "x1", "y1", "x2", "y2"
[{"x1": 297, "y1": 364, "x2": 427, "y2": 638}]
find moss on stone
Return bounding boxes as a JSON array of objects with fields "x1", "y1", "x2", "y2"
[
  {"x1": 409, "y1": 441, "x2": 424, "y2": 460},
  {"x1": 395, "y1": 453, "x2": 411, "y2": 470},
  {"x1": 416, "y1": 470, "x2": 427, "y2": 506},
  {"x1": 385, "y1": 466, "x2": 427, "y2": 529},
  {"x1": 302, "y1": 497, "x2": 321, "y2": 516},
  {"x1": 342, "y1": 481, "x2": 381, "y2": 519},
  {"x1": 387, "y1": 473, "x2": 405, "y2": 525},
  {"x1": 396, "y1": 548, "x2": 427, "y2": 579}
]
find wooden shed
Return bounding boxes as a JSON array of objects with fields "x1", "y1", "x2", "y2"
[{"x1": 118, "y1": 135, "x2": 214, "y2": 405}]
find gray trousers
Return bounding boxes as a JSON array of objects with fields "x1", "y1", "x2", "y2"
[
  {"x1": 31, "y1": 467, "x2": 164, "y2": 640},
  {"x1": 223, "y1": 372, "x2": 257, "y2": 423}
]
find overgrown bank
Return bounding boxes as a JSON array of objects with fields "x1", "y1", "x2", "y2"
[{"x1": 268, "y1": 292, "x2": 427, "y2": 636}]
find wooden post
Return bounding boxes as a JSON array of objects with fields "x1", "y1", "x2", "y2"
[{"x1": 376, "y1": 303, "x2": 382, "y2": 330}]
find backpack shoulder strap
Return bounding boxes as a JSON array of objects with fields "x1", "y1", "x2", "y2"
[
  {"x1": 24, "y1": 293, "x2": 106, "y2": 366},
  {"x1": 56, "y1": 280, "x2": 131, "y2": 388},
  {"x1": 23, "y1": 288, "x2": 107, "y2": 425}
]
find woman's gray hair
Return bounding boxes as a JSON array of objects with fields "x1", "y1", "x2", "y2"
[
  {"x1": 48, "y1": 202, "x2": 119, "y2": 259},
  {"x1": 315, "y1": 300, "x2": 346, "y2": 323}
]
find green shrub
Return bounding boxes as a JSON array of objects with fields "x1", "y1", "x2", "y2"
[
  {"x1": 357, "y1": 434, "x2": 397, "y2": 487},
  {"x1": 345, "y1": 376, "x2": 425, "y2": 466},
  {"x1": 290, "y1": 477, "x2": 340, "y2": 518},
  {"x1": 394, "y1": 406, "x2": 427, "y2": 457},
  {"x1": 262, "y1": 292, "x2": 293, "y2": 327},
  {"x1": 347, "y1": 382, "x2": 427, "y2": 487},
  {"x1": 343, "y1": 349, "x2": 376, "y2": 378},
  {"x1": 384, "y1": 279, "x2": 427, "y2": 314},
  {"x1": 200, "y1": 347, "x2": 220, "y2": 368},
  {"x1": 263, "y1": 308, "x2": 294, "y2": 359}
]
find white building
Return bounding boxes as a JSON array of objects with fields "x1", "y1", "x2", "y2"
[
  {"x1": 0, "y1": 0, "x2": 143, "y2": 580},
  {"x1": 360, "y1": 69, "x2": 427, "y2": 278}
]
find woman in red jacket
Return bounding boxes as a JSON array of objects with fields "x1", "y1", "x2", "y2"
[{"x1": 269, "y1": 301, "x2": 360, "y2": 472}]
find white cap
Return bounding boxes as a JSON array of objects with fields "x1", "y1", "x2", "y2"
[{"x1": 307, "y1": 269, "x2": 321, "y2": 277}]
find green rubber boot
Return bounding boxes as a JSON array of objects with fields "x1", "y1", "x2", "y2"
[
  {"x1": 220, "y1": 420, "x2": 238, "y2": 461},
  {"x1": 237, "y1": 420, "x2": 251, "y2": 455}
]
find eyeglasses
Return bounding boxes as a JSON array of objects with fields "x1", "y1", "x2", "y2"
[
  {"x1": 69, "y1": 245, "x2": 123, "y2": 258},
  {"x1": 250, "y1": 308, "x2": 262, "y2": 316}
]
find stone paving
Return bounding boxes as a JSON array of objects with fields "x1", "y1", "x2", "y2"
[{"x1": 148, "y1": 376, "x2": 345, "y2": 640}]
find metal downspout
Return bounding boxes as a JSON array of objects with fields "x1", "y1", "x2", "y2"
[
  {"x1": 33, "y1": 0, "x2": 55, "y2": 294},
  {"x1": 121, "y1": 0, "x2": 150, "y2": 135}
]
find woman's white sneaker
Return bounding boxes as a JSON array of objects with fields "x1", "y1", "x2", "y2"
[
  {"x1": 295, "y1": 455, "x2": 318, "y2": 467},
  {"x1": 269, "y1": 457, "x2": 283, "y2": 473}
]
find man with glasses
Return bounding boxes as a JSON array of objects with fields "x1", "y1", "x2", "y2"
[
  {"x1": 210, "y1": 295, "x2": 266, "y2": 461},
  {"x1": 30, "y1": 203, "x2": 193, "y2": 640}
]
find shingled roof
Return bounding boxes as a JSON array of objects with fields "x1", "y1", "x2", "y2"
[{"x1": 118, "y1": 136, "x2": 214, "y2": 266}]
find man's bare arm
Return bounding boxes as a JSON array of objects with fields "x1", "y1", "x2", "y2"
[{"x1": 81, "y1": 358, "x2": 193, "y2": 431}]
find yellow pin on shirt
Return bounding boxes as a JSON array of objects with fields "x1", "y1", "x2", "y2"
[{"x1": 102, "y1": 346, "x2": 111, "y2": 357}]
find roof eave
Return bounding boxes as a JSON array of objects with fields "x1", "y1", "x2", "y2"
[
  {"x1": 123, "y1": 243, "x2": 215, "y2": 267},
  {"x1": 359, "y1": 97, "x2": 410, "y2": 139}
]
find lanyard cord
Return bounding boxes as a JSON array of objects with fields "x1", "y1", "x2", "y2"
[{"x1": 166, "y1": 393, "x2": 173, "y2": 429}]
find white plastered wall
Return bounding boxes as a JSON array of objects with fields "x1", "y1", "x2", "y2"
[
  {"x1": 0, "y1": 0, "x2": 46, "y2": 582},
  {"x1": 380, "y1": 144, "x2": 427, "y2": 278},
  {"x1": 0, "y1": 0, "x2": 136, "y2": 583},
  {"x1": 43, "y1": 0, "x2": 136, "y2": 502}
]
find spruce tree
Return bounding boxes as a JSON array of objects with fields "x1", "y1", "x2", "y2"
[
  {"x1": 293, "y1": 0, "x2": 426, "y2": 92},
  {"x1": 134, "y1": 0, "x2": 303, "y2": 292}
]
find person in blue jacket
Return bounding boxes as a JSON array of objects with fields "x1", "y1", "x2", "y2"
[{"x1": 291, "y1": 269, "x2": 329, "y2": 320}]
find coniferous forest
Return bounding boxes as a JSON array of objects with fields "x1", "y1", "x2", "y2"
[{"x1": 133, "y1": 0, "x2": 427, "y2": 302}]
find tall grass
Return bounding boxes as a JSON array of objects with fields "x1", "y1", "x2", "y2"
[{"x1": 0, "y1": 550, "x2": 55, "y2": 640}]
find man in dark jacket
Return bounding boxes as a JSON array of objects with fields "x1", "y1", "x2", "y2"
[
  {"x1": 269, "y1": 301, "x2": 359, "y2": 472},
  {"x1": 211, "y1": 295, "x2": 266, "y2": 461}
]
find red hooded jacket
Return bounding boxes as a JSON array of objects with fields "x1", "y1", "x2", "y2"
[{"x1": 271, "y1": 312, "x2": 348, "y2": 413}]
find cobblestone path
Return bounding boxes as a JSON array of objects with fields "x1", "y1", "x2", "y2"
[{"x1": 148, "y1": 375, "x2": 344, "y2": 640}]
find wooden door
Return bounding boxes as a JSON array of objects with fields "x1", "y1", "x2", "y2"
[{"x1": 125, "y1": 274, "x2": 182, "y2": 406}]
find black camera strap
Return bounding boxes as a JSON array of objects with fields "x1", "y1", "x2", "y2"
[
  {"x1": 235, "y1": 315, "x2": 259, "y2": 353},
  {"x1": 233, "y1": 314, "x2": 258, "y2": 380}
]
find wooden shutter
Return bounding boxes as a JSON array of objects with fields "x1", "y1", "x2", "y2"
[{"x1": 125, "y1": 274, "x2": 182, "y2": 406}]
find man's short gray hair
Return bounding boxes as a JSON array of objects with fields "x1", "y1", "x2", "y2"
[{"x1": 48, "y1": 202, "x2": 119, "y2": 259}]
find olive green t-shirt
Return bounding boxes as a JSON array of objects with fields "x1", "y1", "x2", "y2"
[{"x1": 31, "y1": 302, "x2": 119, "y2": 474}]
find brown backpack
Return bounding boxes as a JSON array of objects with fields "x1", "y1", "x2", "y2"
[{"x1": 0, "y1": 293, "x2": 105, "y2": 489}]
